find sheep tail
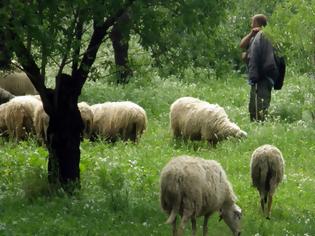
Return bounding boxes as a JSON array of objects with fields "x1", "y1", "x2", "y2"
[
  {"x1": 162, "y1": 180, "x2": 180, "y2": 225},
  {"x1": 264, "y1": 162, "x2": 273, "y2": 202},
  {"x1": 259, "y1": 161, "x2": 273, "y2": 203},
  {"x1": 166, "y1": 209, "x2": 177, "y2": 224}
]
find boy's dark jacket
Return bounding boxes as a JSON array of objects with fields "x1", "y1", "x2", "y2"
[{"x1": 247, "y1": 31, "x2": 279, "y2": 84}]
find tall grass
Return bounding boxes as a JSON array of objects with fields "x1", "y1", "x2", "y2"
[{"x1": 0, "y1": 70, "x2": 314, "y2": 235}]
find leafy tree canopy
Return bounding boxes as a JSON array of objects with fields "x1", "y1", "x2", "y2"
[
  {"x1": 0, "y1": 0, "x2": 231, "y2": 79},
  {"x1": 264, "y1": 0, "x2": 315, "y2": 73}
]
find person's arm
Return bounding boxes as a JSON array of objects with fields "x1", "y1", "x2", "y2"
[{"x1": 240, "y1": 27, "x2": 261, "y2": 49}]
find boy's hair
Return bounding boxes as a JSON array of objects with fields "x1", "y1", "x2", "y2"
[{"x1": 252, "y1": 14, "x2": 267, "y2": 27}]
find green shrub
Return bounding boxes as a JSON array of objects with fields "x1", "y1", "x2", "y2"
[
  {"x1": 97, "y1": 164, "x2": 129, "y2": 211},
  {"x1": 21, "y1": 166, "x2": 51, "y2": 201}
]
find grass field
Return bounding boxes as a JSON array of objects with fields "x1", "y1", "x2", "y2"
[{"x1": 0, "y1": 71, "x2": 315, "y2": 235}]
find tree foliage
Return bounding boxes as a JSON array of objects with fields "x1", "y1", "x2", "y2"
[
  {"x1": 2, "y1": 0, "x2": 312, "y2": 80},
  {"x1": 133, "y1": 1, "x2": 232, "y2": 74},
  {"x1": 264, "y1": 0, "x2": 315, "y2": 73}
]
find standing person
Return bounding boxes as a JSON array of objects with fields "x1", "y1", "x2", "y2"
[{"x1": 240, "y1": 14, "x2": 278, "y2": 121}]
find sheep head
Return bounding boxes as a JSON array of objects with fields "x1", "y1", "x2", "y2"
[
  {"x1": 236, "y1": 130, "x2": 247, "y2": 139},
  {"x1": 219, "y1": 203, "x2": 242, "y2": 236}
]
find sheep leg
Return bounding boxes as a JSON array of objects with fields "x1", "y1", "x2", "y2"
[
  {"x1": 177, "y1": 213, "x2": 190, "y2": 236},
  {"x1": 11, "y1": 120, "x2": 25, "y2": 141},
  {"x1": 202, "y1": 214, "x2": 210, "y2": 236},
  {"x1": 107, "y1": 136, "x2": 117, "y2": 143},
  {"x1": 129, "y1": 123, "x2": 137, "y2": 142},
  {"x1": 89, "y1": 132, "x2": 97, "y2": 142},
  {"x1": 260, "y1": 198, "x2": 265, "y2": 215},
  {"x1": 266, "y1": 193, "x2": 273, "y2": 219},
  {"x1": 15, "y1": 126, "x2": 25, "y2": 141},
  {"x1": 191, "y1": 216, "x2": 197, "y2": 236},
  {"x1": 259, "y1": 190, "x2": 266, "y2": 214},
  {"x1": 172, "y1": 125, "x2": 181, "y2": 138},
  {"x1": 172, "y1": 215, "x2": 177, "y2": 236}
]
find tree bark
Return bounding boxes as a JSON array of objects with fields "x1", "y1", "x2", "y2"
[
  {"x1": 0, "y1": 30, "x2": 12, "y2": 69},
  {"x1": 0, "y1": 2, "x2": 12, "y2": 68},
  {"x1": 46, "y1": 74, "x2": 83, "y2": 192},
  {"x1": 110, "y1": 11, "x2": 132, "y2": 84}
]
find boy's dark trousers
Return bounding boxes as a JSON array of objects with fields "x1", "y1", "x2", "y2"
[{"x1": 249, "y1": 78, "x2": 272, "y2": 121}]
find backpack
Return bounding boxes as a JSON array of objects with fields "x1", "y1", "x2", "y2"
[{"x1": 273, "y1": 52, "x2": 286, "y2": 90}]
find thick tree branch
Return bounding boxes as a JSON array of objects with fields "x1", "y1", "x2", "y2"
[
  {"x1": 57, "y1": 14, "x2": 79, "y2": 78},
  {"x1": 71, "y1": 11, "x2": 84, "y2": 74},
  {"x1": 9, "y1": 30, "x2": 53, "y2": 115},
  {"x1": 76, "y1": 0, "x2": 135, "y2": 88},
  {"x1": 38, "y1": 1, "x2": 47, "y2": 80}
]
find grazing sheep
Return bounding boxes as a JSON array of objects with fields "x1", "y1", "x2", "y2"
[
  {"x1": 78, "y1": 102, "x2": 93, "y2": 139},
  {"x1": 0, "y1": 87, "x2": 15, "y2": 104},
  {"x1": 0, "y1": 104, "x2": 8, "y2": 137},
  {"x1": 160, "y1": 155, "x2": 242, "y2": 236},
  {"x1": 250, "y1": 144, "x2": 285, "y2": 219},
  {"x1": 0, "y1": 102, "x2": 28, "y2": 140},
  {"x1": 170, "y1": 97, "x2": 247, "y2": 144},
  {"x1": 33, "y1": 103, "x2": 49, "y2": 144},
  {"x1": 0, "y1": 95, "x2": 42, "y2": 140},
  {"x1": 0, "y1": 71, "x2": 38, "y2": 95},
  {"x1": 9, "y1": 95, "x2": 42, "y2": 137},
  {"x1": 90, "y1": 101, "x2": 147, "y2": 142}
]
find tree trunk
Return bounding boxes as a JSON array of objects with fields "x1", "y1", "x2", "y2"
[
  {"x1": 110, "y1": 11, "x2": 132, "y2": 84},
  {"x1": 46, "y1": 74, "x2": 83, "y2": 192},
  {"x1": 0, "y1": 30, "x2": 12, "y2": 69}
]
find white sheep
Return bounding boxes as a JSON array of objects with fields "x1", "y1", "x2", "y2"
[
  {"x1": 33, "y1": 103, "x2": 49, "y2": 144},
  {"x1": 170, "y1": 97, "x2": 247, "y2": 144},
  {"x1": 0, "y1": 101, "x2": 28, "y2": 140},
  {"x1": 10, "y1": 95, "x2": 42, "y2": 138},
  {"x1": 160, "y1": 155, "x2": 242, "y2": 236},
  {"x1": 250, "y1": 144, "x2": 285, "y2": 219},
  {"x1": 0, "y1": 71, "x2": 38, "y2": 95},
  {"x1": 78, "y1": 102, "x2": 94, "y2": 139},
  {"x1": 90, "y1": 101, "x2": 147, "y2": 142},
  {"x1": 0, "y1": 87, "x2": 15, "y2": 104},
  {"x1": 0, "y1": 95, "x2": 42, "y2": 140}
]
